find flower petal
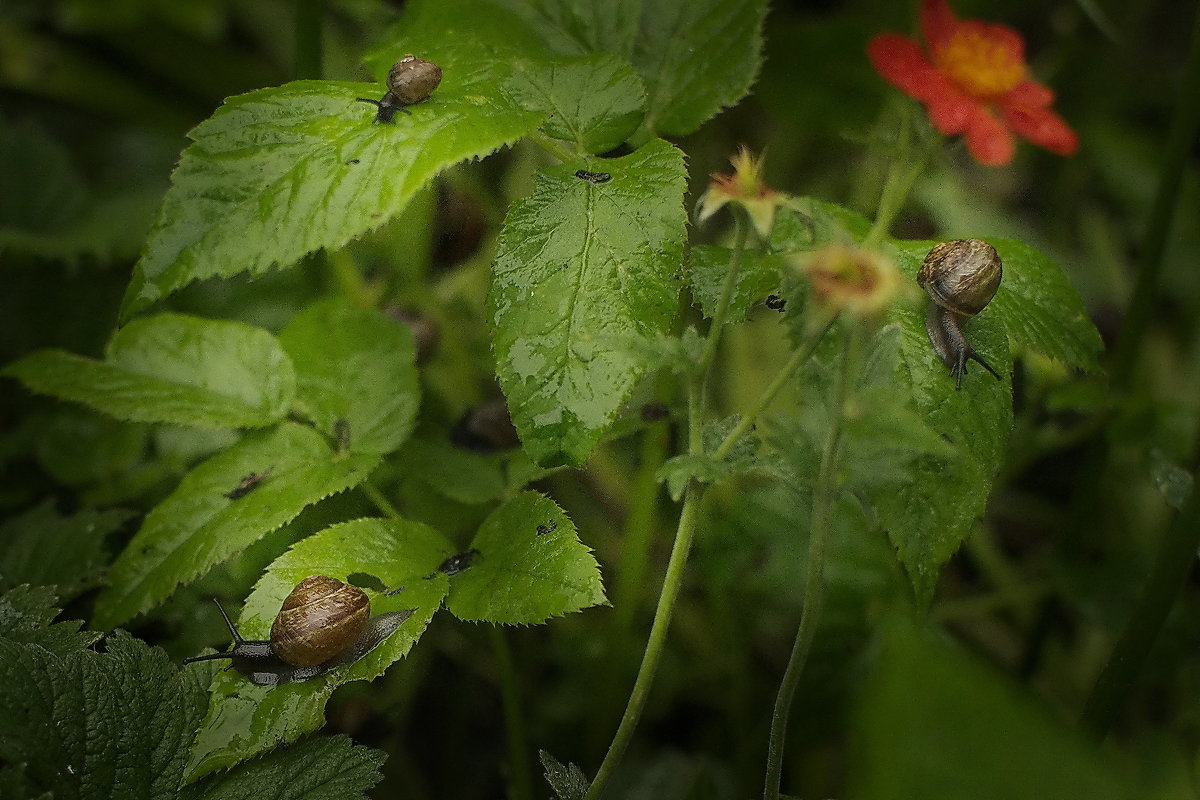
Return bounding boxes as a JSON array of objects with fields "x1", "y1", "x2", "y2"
[
  {"x1": 921, "y1": 0, "x2": 958, "y2": 51},
  {"x1": 1001, "y1": 102, "x2": 1079, "y2": 156},
  {"x1": 922, "y1": 81, "x2": 979, "y2": 136},
  {"x1": 1005, "y1": 79, "x2": 1055, "y2": 108},
  {"x1": 868, "y1": 34, "x2": 942, "y2": 97},
  {"x1": 963, "y1": 107, "x2": 1015, "y2": 166}
]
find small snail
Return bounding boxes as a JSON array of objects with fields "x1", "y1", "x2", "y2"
[
  {"x1": 917, "y1": 239, "x2": 1003, "y2": 390},
  {"x1": 184, "y1": 575, "x2": 413, "y2": 686},
  {"x1": 356, "y1": 55, "x2": 442, "y2": 123}
]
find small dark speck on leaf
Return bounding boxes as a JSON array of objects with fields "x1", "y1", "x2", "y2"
[
  {"x1": 225, "y1": 469, "x2": 270, "y2": 500},
  {"x1": 766, "y1": 294, "x2": 786, "y2": 311},
  {"x1": 575, "y1": 169, "x2": 612, "y2": 184},
  {"x1": 536, "y1": 521, "x2": 558, "y2": 536},
  {"x1": 346, "y1": 158, "x2": 360, "y2": 165},
  {"x1": 429, "y1": 548, "x2": 481, "y2": 578}
]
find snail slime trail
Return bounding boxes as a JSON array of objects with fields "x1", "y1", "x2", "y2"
[
  {"x1": 917, "y1": 239, "x2": 1003, "y2": 390},
  {"x1": 183, "y1": 576, "x2": 414, "y2": 686},
  {"x1": 356, "y1": 54, "x2": 442, "y2": 123}
]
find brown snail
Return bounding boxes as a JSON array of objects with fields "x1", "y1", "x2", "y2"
[
  {"x1": 356, "y1": 55, "x2": 442, "y2": 123},
  {"x1": 183, "y1": 575, "x2": 413, "y2": 686},
  {"x1": 917, "y1": 239, "x2": 1003, "y2": 390}
]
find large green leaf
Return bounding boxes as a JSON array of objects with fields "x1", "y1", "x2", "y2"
[
  {"x1": 186, "y1": 517, "x2": 453, "y2": 780},
  {"x1": 0, "y1": 631, "x2": 208, "y2": 800},
  {"x1": 120, "y1": 71, "x2": 542, "y2": 319},
  {"x1": 92, "y1": 424, "x2": 379, "y2": 630},
  {"x1": 632, "y1": 0, "x2": 768, "y2": 137},
  {"x1": 849, "y1": 617, "x2": 1143, "y2": 800},
  {"x1": 0, "y1": 503, "x2": 131, "y2": 602},
  {"x1": 4, "y1": 314, "x2": 295, "y2": 429},
  {"x1": 489, "y1": 138, "x2": 687, "y2": 466},
  {"x1": 181, "y1": 736, "x2": 385, "y2": 800},
  {"x1": 446, "y1": 491, "x2": 606, "y2": 623},
  {"x1": 689, "y1": 245, "x2": 784, "y2": 322},
  {"x1": 278, "y1": 298, "x2": 420, "y2": 455},
  {"x1": 485, "y1": 0, "x2": 642, "y2": 57},
  {"x1": 873, "y1": 245, "x2": 1013, "y2": 606},
  {"x1": 505, "y1": 53, "x2": 646, "y2": 154}
]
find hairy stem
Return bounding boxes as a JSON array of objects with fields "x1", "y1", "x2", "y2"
[
  {"x1": 764, "y1": 325, "x2": 858, "y2": 800},
  {"x1": 527, "y1": 130, "x2": 578, "y2": 164},
  {"x1": 583, "y1": 482, "x2": 705, "y2": 800}
]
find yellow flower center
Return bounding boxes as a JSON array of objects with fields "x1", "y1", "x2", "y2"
[{"x1": 933, "y1": 29, "x2": 1024, "y2": 99}]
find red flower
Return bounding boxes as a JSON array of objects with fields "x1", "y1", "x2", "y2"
[{"x1": 868, "y1": 0, "x2": 1078, "y2": 166}]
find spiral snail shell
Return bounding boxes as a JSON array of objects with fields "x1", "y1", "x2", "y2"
[
  {"x1": 184, "y1": 575, "x2": 413, "y2": 685},
  {"x1": 356, "y1": 54, "x2": 442, "y2": 123},
  {"x1": 917, "y1": 239, "x2": 1003, "y2": 390}
]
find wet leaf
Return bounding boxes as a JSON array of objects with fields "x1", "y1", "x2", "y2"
[
  {"x1": 92, "y1": 424, "x2": 379, "y2": 630},
  {"x1": 4, "y1": 314, "x2": 295, "y2": 430},
  {"x1": 490, "y1": 138, "x2": 687, "y2": 466},
  {"x1": 186, "y1": 518, "x2": 452, "y2": 780}
]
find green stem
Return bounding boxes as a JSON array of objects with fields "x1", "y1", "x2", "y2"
[
  {"x1": 612, "y1": 416, "x2": 671, "y2": 633},
  {"x1": 763, "y1": 324, "x2": 858, "y2": 800},
  {"x1": 327, "y1": 249, "x2": 381, "y2": 307},
  {"x1": 699, "y1": 211, "x2": 750, "y2": 379},
  {"x1": 864, "y1": 105, "x2": 930, "y2": 249},
  {"x1": 361, "y1": 480, "x2": 401, "y2": 519},
  {"x1": 293, "y1": 0, "x2": 323, "y2": 80},
  {"x1": 527, "y1": 130, "x2": 578, "y2": 164},
  {"x1": 1110, "y1": 2, "x2": 1200, "y2": 388},
  {"x1": 583, "y1": 481, "x2": 706, "y2": 800},
  {"x1": 1080, "y1": 456, "x2": 1200, "y2": 738},
  {"x1": 713, "y1": 315, "x2": 836, "y2": 462},
  {"x1": 491, "y1": 627, "x2": 534, "y2": 800}
]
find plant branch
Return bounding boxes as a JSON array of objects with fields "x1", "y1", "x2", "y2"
[
  {"x1": 764, "y1": 323, "x2": 858, "y2": 800},
  {"x1": 713, "y1": 314, "x2": 837, "y2": 462},
  {"x1": 583, "y1": 480, "x2": 705, "y2": 800}
]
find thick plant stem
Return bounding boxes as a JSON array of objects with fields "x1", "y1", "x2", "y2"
[
  {"x1": 1080, "y1": 458, "x2": 1200, "y2": 738},
  {"x1": 1111, "y1": 2, "x2": 1200, "y2": 388},
  {"x1": 294, "y1": 0, "x2": 323, "y2": 79},
  {"x1": 763, "y1": 326, "x2": 857, "y2": 800},
  {"x1": 491, "y1": 627, "x2": 534, "y2": 800},
  {"x1": 361, "y1": 480, "x2": 401, "y2": 519},
  {"x1": 583, "y1": 482, "x2": 705, "y2": 800}
]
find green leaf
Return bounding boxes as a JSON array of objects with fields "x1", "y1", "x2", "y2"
[
  {"x1": 4, "y1": 314, "x2": 295, "y2": 429},
  {"x1": 657, "y1": 415, "x2": 767, "y2": 501},
  {"x1": 0, "y1": 631, "x2": 208, "y2": 800},
  {"x1": 446, "y1": 491, "x2": 606, "y2": 624},
  {"x1": 0, "y1": 503, "x2": 131, "y2": 602},
  {"x1": 505, "y1": 53, "x2": 646, "y2": 154},
  {"x1": 484, "y1": 0, "x2": 642, "y2": 57},
  {"x1": 689, "y1": 245, "x2": 783, "y2": 322},
  {"x1": 182, "y1": 736, "x2": 384, "y2": 800},
  {"x1": 92, "y1": 423, "x2": 380, "y2": 630},
  {"x1": 540, "y1": 750, "x2": 590, "y2": 800},
  {"x1": 632, "y1": 0, "x2": 768, "y2": 137},
  {"x1": 278, "y1": 298, "x2": 420, "y2": 455},
  {"x1": 893, "y1": 238, "x2": 1103, "y2": 372},
  {"x1": 849, "y1": 617, "x2": 1143, "y2": 800},
  {"x1": 397, "y1": 436, "x2": 507, "y2": 505},
  {"x1": 120, "y1": 75, "x2": 542, "y2": 319},
  {"x1": 186, "y1": 517, "x2": 452, "y2": 780},
  {"x1": 0, "y1": 584, "x2": 101, "y2": 656},
  {"x1": 490, "y1": 138, "x2": 688, "y2": 466},
  {"x1": 32, "y1": 408, "x2": 148, "y2": 487},
  {"x1": 874, "y1": 247, "x2": 1013, "y2": 606}
]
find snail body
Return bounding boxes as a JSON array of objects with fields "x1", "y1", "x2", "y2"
[
  {"x1": 917, "y1": 239, "x2": 1003, "y2": 390},
  {"x1": 184, "y1": 575, "x2": 412, "y2": 686},
  {"x1": 356, "y1": 55, "x2": 442, "y2": 123}
]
